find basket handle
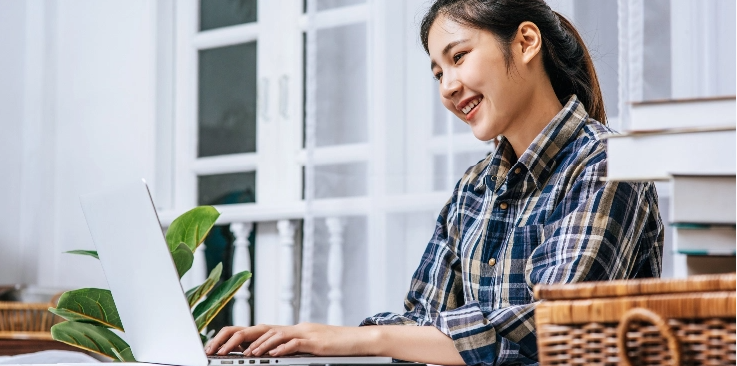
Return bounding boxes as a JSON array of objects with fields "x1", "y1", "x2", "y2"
[{"x1": 616, "y1": 307, "x2": 681, "y2": 366}]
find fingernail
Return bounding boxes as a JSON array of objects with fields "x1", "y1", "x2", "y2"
[
  {"x1": 253, "y1": 347, "x2": 260, "y2": 355},
  {"x1": 269, "y1": 350, "x2": 277, "y2": 356},
  {"x1": 205, "y1": 346, "x2": 211, "y2": 353}
]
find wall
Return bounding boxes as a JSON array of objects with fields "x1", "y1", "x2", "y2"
[
  {"x1": 0, "y1": 0, "x2": 162, "y2": 291},
  {"x1": 0, "y1": 0, "x2": 26, "y2": 285}
]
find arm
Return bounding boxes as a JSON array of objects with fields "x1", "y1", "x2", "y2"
[{"x1": 371, "y1": 325, "x2": 464, "y2": 365}]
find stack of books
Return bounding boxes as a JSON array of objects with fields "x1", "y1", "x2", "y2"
[{"x1": 606, "y1": 97, "x2": 736, "y2": 277}]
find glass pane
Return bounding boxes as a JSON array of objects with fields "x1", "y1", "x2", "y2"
[
  {"x1": 310, "y1": 162, "x2": 367, "y2": 199},
  {"x1": 572, "y1": 0, "x2": 621, "y2": 114},
  {"x1": 641, "y1": 0, "x2": 671, "y2": 101},
  {"x1": 303, "y1": 0, "x2": 365, "y2": 12},
  {"x1": 200, "y1": 0, "x2": 257, "y2": 31},
  {"x1": 317, "y1": 0, "x2": 364, "y2": 11},
  {"x1": 309, "y1": 23, "x2": 368, "y2": 146},
  {"x1": 198, "y1": 172, "x2": 256, "y2": 206},
  {"x1": 198, "y1": 42, "x2": 257, "y2": 157}
]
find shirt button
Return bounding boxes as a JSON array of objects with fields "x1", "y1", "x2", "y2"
[
  {"x1": 488, "y1": 258, "x2": 497, "y2": 266},
  {"x1": 499, "y1": 202, "x2": 508, "y2": 210},
  {"x1": 514, "y1": 167, "x2": 522, "y2": 174}
]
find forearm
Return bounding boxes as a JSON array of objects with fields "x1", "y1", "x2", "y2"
[{"x1": 362, "y1": 325, "x2": 465, "y2": 365}]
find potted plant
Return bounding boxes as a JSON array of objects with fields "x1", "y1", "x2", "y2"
[{"x1": 47, "y1": 206, "x2": 251, "y2": 362}]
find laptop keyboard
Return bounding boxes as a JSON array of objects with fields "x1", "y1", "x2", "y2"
[{"x1": 209, "y1": 353, "x2": 315, "y2": 363}]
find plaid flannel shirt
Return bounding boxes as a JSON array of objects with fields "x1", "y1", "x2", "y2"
[{"x1": 360, "y1": 96, "x2": 664, "y2": 366}]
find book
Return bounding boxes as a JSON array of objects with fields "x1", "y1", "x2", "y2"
[
  {"x1": 670, "y1": 175, "x2": 736, "y2": 224},
  {"x1": 629, "y1": 96, "x2": 735, "y2": 131},
  {"x1": 605, "y1": 127, "x2": 736, "y2": 181},
  {"x1": 685, "y1": 255, "x2": 736, "y2": 276},
  {"x1": 673, "y1": 224, "x2": 736, "y2": 256}
]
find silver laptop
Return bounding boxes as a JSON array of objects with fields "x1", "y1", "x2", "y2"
[{"x1": 79, "y1": 180, "x2": 393, "y2": 366}]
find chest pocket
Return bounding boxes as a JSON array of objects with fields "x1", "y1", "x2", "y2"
[{"x1": 497, "y1": 224, "x2": 544, "y2": 306}]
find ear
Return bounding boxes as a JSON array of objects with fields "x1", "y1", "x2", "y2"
[{"x1": 515, "y1": 21, "x2": 542, "y2": 65}]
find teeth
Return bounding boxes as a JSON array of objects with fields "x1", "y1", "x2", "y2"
[{"x1": 461, "y1": 96, "x2": 483, "y2": 115}]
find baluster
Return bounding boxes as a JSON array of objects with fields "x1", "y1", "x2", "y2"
[
  {"x1": 231, "y1": 222, "x2": 254, "y2": 326},
  {"x1": 277, "y1": 220, "x2": 296, "y2": 325},
  {"x1": 325, "y1": 217, "x2": 345, "y2": 326}
]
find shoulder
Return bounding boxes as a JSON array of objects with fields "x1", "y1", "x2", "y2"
[{"x1": 556, "y1": 117, "x2": 615, "y2": 177}]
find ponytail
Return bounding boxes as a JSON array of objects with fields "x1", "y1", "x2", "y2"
[
  {"x1": 420, "y1": 0, "x2": 607, "y2": 124},
  {"x1": 547, "y1": 12, "x2": 606, "y2": 123}
]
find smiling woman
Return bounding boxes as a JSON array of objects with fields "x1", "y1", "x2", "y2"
[{"x1": 204, "y1": 1, "x2": 664, "y2": 365}]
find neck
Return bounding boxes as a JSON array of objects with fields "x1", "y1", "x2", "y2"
[{"x1": 504, "y1": 83, "x2": 563, "y2": 159}]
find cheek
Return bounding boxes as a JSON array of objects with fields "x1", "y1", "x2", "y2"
[{"x1": 440, "y1": 98, "x2": 456, "y2": 114}]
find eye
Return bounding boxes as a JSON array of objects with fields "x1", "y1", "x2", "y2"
[
  {"x1": 453, "y1": 51, "x2": 467, "y2": 63},
  {"x1": 433, "y1": 71, "x2": 443, "y2": 81}
]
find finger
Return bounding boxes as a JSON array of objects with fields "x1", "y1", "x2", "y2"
[
  {"x1": 270, "y1": 338, "x2": 312, "y2": 357},
  {"x1": 206, "y1": 326, "x2": 244, "y2": 355},
  {"x1": 218, "y1": 325, "x2": 272, "y2": 355},
  {"x1": 251, "y1": 329, "x2": 292, "y2": 356},
  {"x1": 247, "y1": 327, "x2": 283, "y2": 356}
]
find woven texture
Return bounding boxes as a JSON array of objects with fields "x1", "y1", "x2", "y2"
[
  {"x1": 0, "y1": 302, "x2": 61, "y2": 340},
  {"x1": 535, "y1": 274, "x2": 737, "y2": 366},
  {"x1": 539, "y1": 318, "x2": 736, "y2": 365}
]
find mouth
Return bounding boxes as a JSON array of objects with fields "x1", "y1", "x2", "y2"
[{"x1": 459, "y1": 95, "x2": 484, "y2": 116}]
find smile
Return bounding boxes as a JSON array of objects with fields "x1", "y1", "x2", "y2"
[{"x1": 461, "y1": 96, "x2": 483, "y2": 115}]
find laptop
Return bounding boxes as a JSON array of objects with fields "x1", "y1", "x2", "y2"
[{"x1": 79, "y1": 180, "x2": 396, "y2": 366}]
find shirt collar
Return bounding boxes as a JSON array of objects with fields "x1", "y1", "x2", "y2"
[{"x1": 474, "y1": 95, "x2": 589, "y2": 193}]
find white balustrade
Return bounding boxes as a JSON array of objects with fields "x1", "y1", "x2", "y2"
[
  {"x1": 231, "y1": 222, "x2": 254, "y2": 326},
  {"x1": 277, "y1": 219, "x2": 296, "y2": 325},
  {"x1": 325, "y1": 217, "x2": 345, "y2": 326}
]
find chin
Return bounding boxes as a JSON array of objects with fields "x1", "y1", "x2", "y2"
[{"x1": 470, "y1": 126, "x2": 498, "y2": 142}]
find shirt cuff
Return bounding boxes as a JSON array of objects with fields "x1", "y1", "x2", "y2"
[
  {"x1": 434, "y1": 301, "x2": 519, "y2": 366},
  {"x1": 359, "y1": 312, "x2": 422, "y2": 327}
]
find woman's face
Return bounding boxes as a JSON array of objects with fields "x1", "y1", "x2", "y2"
[{"x1": 428, "y1": 15, "x2": 530, "y2": 141}]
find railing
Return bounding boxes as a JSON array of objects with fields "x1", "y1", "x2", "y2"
[{"x1": 157, "y1": 192, "x2": 448, "y2": 327}]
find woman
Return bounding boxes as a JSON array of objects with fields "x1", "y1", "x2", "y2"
[{"x1": 205, "y1": 0, "x2": 663, "y2": 364}]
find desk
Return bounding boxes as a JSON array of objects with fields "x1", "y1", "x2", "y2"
[{"x1": 0, "y1": 338, "x2": 85, "y2": 356}]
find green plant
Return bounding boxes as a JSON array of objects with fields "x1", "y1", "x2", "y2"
[{"x1": 49, "y1": 206, "x2": 252, "y2": 362}]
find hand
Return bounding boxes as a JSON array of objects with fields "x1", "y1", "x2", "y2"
[{"x1": 205, "y1": 323, "x2": 377, "y2": 357}]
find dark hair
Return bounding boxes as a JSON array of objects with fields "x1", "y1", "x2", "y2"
[{"x1": 420, "y1": 0, "x2": 606, "y2": 124}]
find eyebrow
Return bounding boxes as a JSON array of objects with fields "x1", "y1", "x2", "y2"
[{"x1": 430, "y1": 38, "x2": 470, "y2": 71}]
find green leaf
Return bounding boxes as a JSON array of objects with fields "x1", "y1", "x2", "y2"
[
  {"x1": 65, "y1": 250, "x2": 99, "y2": 259},
  {"x1": 165, "y1": 206, "x2": 220, "y2": 252},
  {"x1": 111, "y1": 347, "x2": 136, "y2": 362},
  {"x1": 192, "y1": 270, "x2": 252, "y2": 331},
  {"x1": 49, "y1": 288, "x2": 123, "y2": 331},
  {"x1": 51, "y1": 321, "x2": 130, "y2": 360},
  {"x1": 171, "y1": 242, "x2": 195, "y2": 278},
  {"x1": 185, "y1": 263, "x2": 223, "y2": 307}
]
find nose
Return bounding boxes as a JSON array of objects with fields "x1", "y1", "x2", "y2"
[{"x1": 439, "y1": 73, "x2": 461, "y2": 101}]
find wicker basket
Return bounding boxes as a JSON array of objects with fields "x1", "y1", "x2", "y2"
[
  {"x1": 534, "y1": 273, "x2": 736, "y2": 366},
  {"x1": 0, "y1": 294, "x2": 63, "y2": 340}
]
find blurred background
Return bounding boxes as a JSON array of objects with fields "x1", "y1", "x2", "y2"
[{"x1": 0, "y1": 0, "x2": 734, "y2": 334}]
